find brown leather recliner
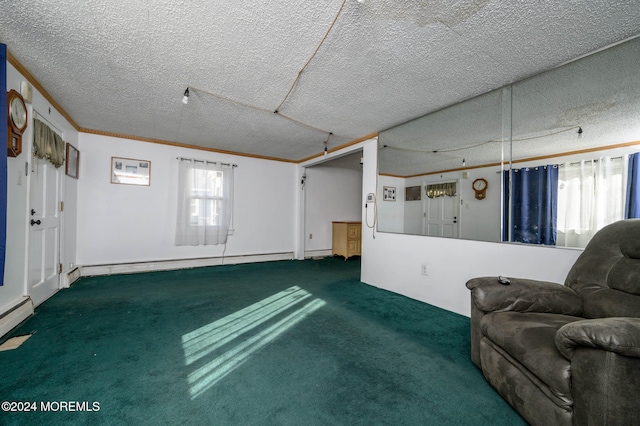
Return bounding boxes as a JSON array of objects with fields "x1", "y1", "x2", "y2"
[{"x1": 466, "y1": 219, "x2": 640, "y2": 426}]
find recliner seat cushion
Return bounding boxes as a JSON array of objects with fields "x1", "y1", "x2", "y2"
[
  {"x1": 582, "y1": 287, "x2": 640, "y2": 318},
  {"x1": 480, "y1": 312, "x2": 582, "y2": 403}
]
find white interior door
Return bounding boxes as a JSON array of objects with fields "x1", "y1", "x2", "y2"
[
  {"x1": 423, "y1": 182, "x2": 460, "y2": 238},
  {"x1": 28, "y1": 156, "x2": 62, "y2": 305}
]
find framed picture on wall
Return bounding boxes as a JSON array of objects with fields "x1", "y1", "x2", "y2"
[
  {"x1": 65, "y1": 143, "x2": 79, "y2": 179},
  {"x1": 405, "y1": 186, "x2": 421, "y2": 201},
  {"x1": 383, "y1": 186, "x2": 396, "y2": 201},
  {"x1": 111, "y1": 157, "x2": 151, "y2": 186}
]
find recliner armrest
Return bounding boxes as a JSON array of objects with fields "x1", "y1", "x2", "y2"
[
  {"x1": 555, "y1": 317, "x2": 640, "y2": 360},
  {"x1": 466, "y1": 277, "x2": 582, "y2": 315}
]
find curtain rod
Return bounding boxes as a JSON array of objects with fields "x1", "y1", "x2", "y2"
[
  {"x1": 176, "y1": 157, "x2": 238, "y2": 167},
  {"x1": 497, "y1": 156, "x2": 625, "y2": 173},
  {"x1": 565, "y1": 156, "x2": 623, "y2": 166},
  {"x1": 33, "y1": 111, "x2": 64, "y2": 135}
]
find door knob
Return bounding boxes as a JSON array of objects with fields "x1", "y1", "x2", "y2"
[{"x1": 30, "y1": 219, "x2": 41, "y2": 226}]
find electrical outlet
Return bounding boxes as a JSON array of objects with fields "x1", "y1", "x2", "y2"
[{"x1": 421, "y1": 264, "x2": 429, "y2": 276}]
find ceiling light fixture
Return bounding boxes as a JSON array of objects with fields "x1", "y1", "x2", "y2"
[
  {"x1": 182, "y1": 88, "x2": 190, "y2": 105},
  {"x1": 323, "y1": 132, "x2": 334, "y2": 156}
]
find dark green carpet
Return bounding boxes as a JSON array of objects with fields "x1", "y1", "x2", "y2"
[{"x1": 0, "y1": 258, "x2": 524, "y2": 425}]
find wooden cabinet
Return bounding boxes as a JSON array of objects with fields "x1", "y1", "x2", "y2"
[{"x1": 332, "y1": 221, "x2": 362, "y2": 259}]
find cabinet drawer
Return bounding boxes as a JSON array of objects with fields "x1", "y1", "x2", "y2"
[
  {"x1": 348, "y1": 240, "x2": 361, "y2": 255},
  {"x1": 347, "y1": 225, "x2": 361, "y2": 239}
]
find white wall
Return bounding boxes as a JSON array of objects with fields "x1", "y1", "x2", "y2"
[
  {"x1": 377, "y1": 175, "x2": 405, "y2": 234},
  {"x1": 304, "y1": 166, "x2": 362, "y2": 253},
  {"x1": 76, "y1": 133, "x2": 297, "y2": 266},
  {"x1": 359, "y1": 138, "x2": 582, "y2": 317},
  {"x1": 1, "y1": 62, "x2": 79, "y2": 314},
  {"x1": 402, "y1": 177, "x2": 423, "y2": 235}
]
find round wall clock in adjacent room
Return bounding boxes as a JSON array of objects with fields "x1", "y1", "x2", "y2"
[
  {"x1": 472, "y1": 178, "x2": 488, "y2": 200},
  {"x1": 7, "y1": 89, "x2": 27, "y2": 157}
]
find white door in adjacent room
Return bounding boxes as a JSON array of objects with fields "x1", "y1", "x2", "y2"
[
  {"x1": 27, "y1": 155, "x2": 62, "y2": 306},
  {"x1": 423, "y1": 181, "x2": 460, "y2": 238}
]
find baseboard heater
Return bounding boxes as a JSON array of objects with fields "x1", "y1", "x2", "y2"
[
  {"x1": 80, "y1": 252, "x2": 295, "y2": 277},
  {"x1": 66, "y1": 267, "x2": 82, "y2": 287},
  {"x1": 304, "y1": 249, "x2": 332, "y2": 259},
  {"x1": 0, "y1": 298, "x2": 34, "y2": 339}
]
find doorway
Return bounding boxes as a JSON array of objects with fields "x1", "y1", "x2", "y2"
[
  {"x1": 423, "y1": 180, "x2": 460, "y2": 238},
  {"x1": 27, "y1": 136, "x2": 63, "y2": 305},
  {"x1": 303, "y1": 150, "x2": 364, "y2": 258}
]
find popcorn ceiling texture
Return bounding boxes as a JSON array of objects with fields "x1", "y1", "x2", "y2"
[{"x1": 0, "y1": 0, "x2": 639, "y2": 162}]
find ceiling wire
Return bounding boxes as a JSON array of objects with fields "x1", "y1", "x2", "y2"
[
  {"x1": 386, "y1": 126, "x2": 583, "y2": 154},
  {"x1": 274, "y1": 0, "x2": 348, "y2": 113},
  {"x1": 190, "y1": 86, "x2": 273, "y2": 114},
  {"x1": 189, "y1": 85, "x2": 353, "y2": 140},
  {"x1": 277, "y1": 112, "x2": 337, "y2": 136},
  {"x1": 183, "y1": 0, "x2": 354, "y2": 148}
]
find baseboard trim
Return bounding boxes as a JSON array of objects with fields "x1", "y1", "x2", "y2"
[
  {"x1": 0, "y1": 298, "x2": 34, "y2": 339},
  {"x1": 304, "y1": 249, "x2": 332, "y2": 258},
  {"x1": 80, "y1": 252, "x2": 295, "y2": 277}
]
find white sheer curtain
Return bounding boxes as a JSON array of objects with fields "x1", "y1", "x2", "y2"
[
  {"x1": 557, "y1": 156, "x2": 626, "y2": 247},
  {"x1": 175, "y1": 159, "x2": 234, "y2": 246}
]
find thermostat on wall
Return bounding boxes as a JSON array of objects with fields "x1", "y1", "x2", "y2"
[{"x1": 21, "y1": 81, "x2": 33, "y2": 104}]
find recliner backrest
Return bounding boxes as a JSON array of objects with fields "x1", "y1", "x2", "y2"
[{"x1": 564, "y1": 219, "x2": 640, "y2": 318}]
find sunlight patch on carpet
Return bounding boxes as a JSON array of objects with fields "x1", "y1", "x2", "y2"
[
  {"x1": 0, "y1": 334, "x2": 32, "y2": 351},
  {"x1": 182, "y1": 286, "x2": 325, "y2": 399}
]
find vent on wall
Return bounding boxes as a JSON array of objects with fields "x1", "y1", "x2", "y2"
[{"x1": 0, "y1": 298, "x2": 34, "y2": 339}]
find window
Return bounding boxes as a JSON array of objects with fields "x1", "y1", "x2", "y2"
[
  {"x1": 189, "y1": 168, "x2": 223, "y2": 226},
  {"x1": 503, "y1": 153, "x2": 639, "y2": 248},
  {"x1": 176, "y1": 159, "x2": 234, "y2": 246},
  {"x1": 557, "y1": 157, "x2": 625, "y2": 248}
]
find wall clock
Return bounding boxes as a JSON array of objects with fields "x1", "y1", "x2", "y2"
[
  {"x1": 7, "y1": 89, "x2": 27, "y2": 157},
  {"x1": 472, "y1": 178, "x2": 488, "y2": 200}
]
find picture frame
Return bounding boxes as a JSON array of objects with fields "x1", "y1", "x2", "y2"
[
  {"x1": 65, "y1": 143, "x2": 80, "y2": 179},
  {"x1": 405, "y1": 185, "x2": 421, "y2": 201},
  {"x1": 111, "y1": 157, "x2": 151, "y2": 186},
  {"x1": 383, "y1": 186, "x2": 396, "y2": 201}
]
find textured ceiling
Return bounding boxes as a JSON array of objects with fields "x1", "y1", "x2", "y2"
[{"x1": 1, "y1": 0, "x2": 640, "y2": 162}]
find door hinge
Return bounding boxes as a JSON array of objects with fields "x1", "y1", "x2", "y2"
[
  {"x1": 58, "y1": 263, "x2": 63, "y2": 274},
  {"x1": 59, "y1": 201, "x2": 64, "y2": 212}
]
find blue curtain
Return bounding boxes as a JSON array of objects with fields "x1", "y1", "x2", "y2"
[
  {"x1": 625, "y1": 153, "x2": 640, "y2": 219},
  {"x1": 502, "y1": 165, "x2": 558, "y2": 245},
  {"x1": 0, "y1": 44, "x2": 7, "y2": 285}
]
